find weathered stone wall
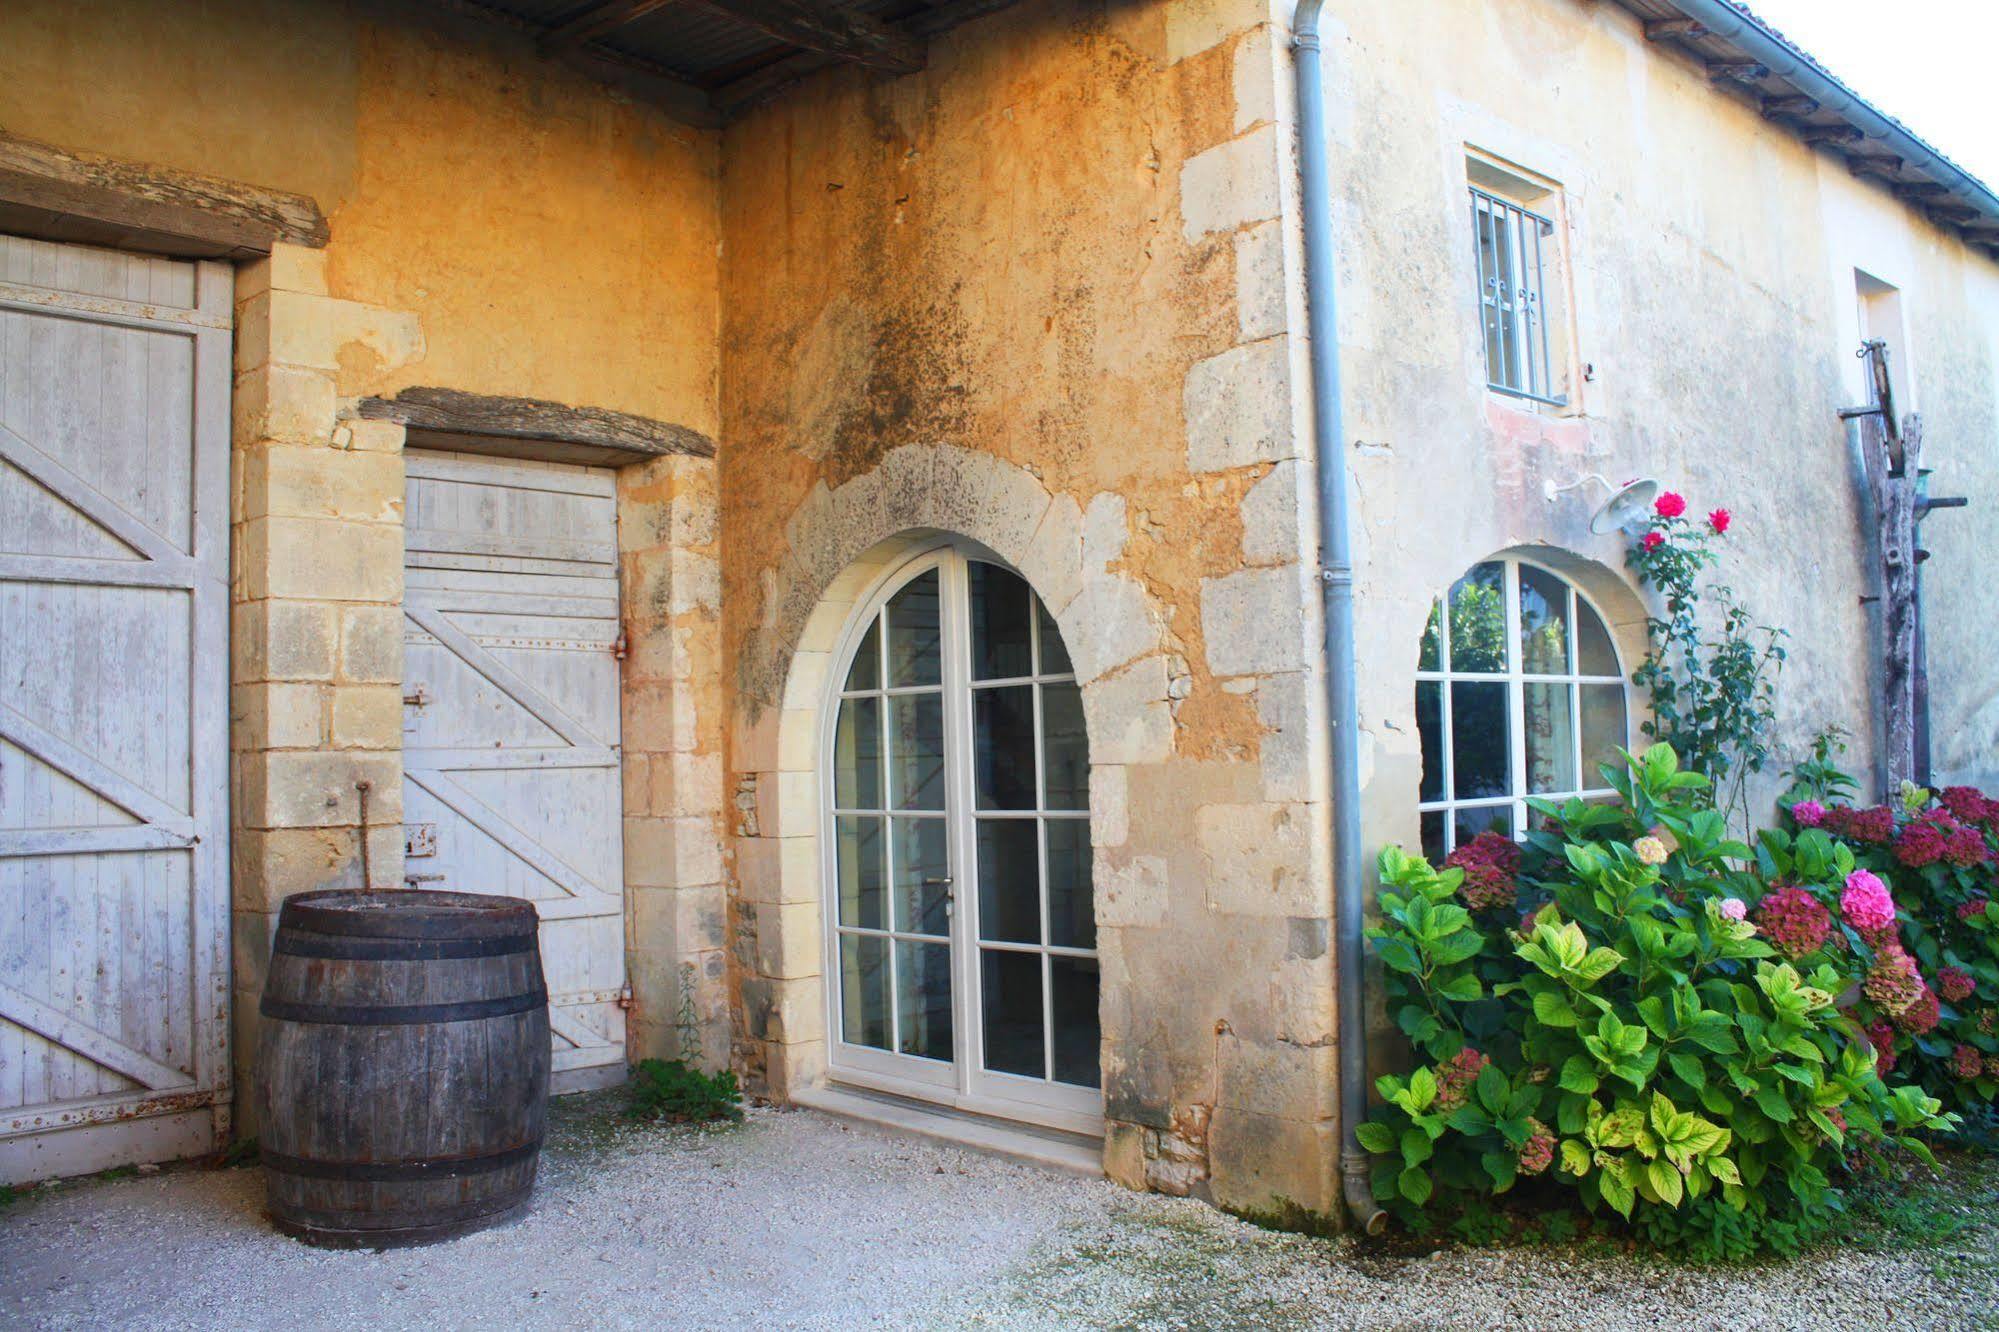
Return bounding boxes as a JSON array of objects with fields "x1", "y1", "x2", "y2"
[
  {"x1": 1268, "y1": 0, "x2": 1999, "y2": 864},
  {"x1": 717, "y1": 0, "x2": 1342, "y2": 1216}
]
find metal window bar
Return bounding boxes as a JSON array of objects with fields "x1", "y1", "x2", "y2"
[{"x1": 1470, "y1": 186, "x2": 1565, "y2": 406}]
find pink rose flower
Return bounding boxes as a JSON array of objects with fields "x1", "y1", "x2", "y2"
[
  {"x1": 1654, "y1": 491, "x2": 1687, "y2": 518},
  {"x1": 1708, "y1": 508, "x2": 1732, "y2": 534}
]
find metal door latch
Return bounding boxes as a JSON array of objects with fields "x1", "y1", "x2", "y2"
[
  {"x1": 405, "y1": 823, "x2": 437, "y2": 858},
  {"x1": 402, "y1": 685, "x2": 432, "y2": 709},
  {"x1": 403, "y1": 871, "x2": 445, "y2": 888}
]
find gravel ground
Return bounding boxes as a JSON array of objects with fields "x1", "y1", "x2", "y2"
[{"x1": 4, "y1": 1095, "x2": 1997, "y2": 1331}]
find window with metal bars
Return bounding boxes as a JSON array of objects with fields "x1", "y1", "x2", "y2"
[{"x1": 1470, "y1": 185, "x2": 1565, "y2": 406}]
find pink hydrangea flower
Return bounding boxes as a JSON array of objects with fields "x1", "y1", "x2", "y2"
[
  {"x1": 1952, "y1": 1044, "x2": 1984, "y2": 1080},
  {"x1": 1791, "y1": 800, "x2": 1826, "y2": 828},
  {"x1": 1517, "y1": 1118, "x2": 1556, "y2": 1177},
  {"x1": 1841, "y1": 870, "x2": 1897, "y2": 935},
  {"x1": 1434, "y1": 1048, "x2": 1490, "y2": 1114},
  {"x1": 1863, "y1": 942, "x2": 1924, "y2": 1017},
  {"x1": 1756, "y1": 886, "x2": 1832, "y2": 960},
  {"x1": 1895, "y1": 985, "x2": 1941, "y2": 1036},
  {"x1": 1445, "y1": 831, "x2": 1521, "y2": 913},
  {"x1": 1937, "y1": 966, "x2": 1977, "y2": 1004},
  {"x1": 1894, "y1": 819, "x2": 1947, "y2": 868},
  {"x1": 1958, "y1": 897, "x2": 1991, "y2": 923},
  {"x1": 1864, "y1": 1019, "x2": 1898, "y2": 1076},
  {"x1": 1717, "y1": 897, "x2": 1748, "y2": 921}
]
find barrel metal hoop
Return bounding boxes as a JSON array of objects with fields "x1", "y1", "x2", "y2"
[
  {"x1": 273, "y1": 930, "x2": 540, "y2": 962},
  {"x1": 261, "y1": 1138, "x2": 543, "y2": 1182},
  {"x1": 259, "y1": 987, "x2": 548, "y2": 1025}
]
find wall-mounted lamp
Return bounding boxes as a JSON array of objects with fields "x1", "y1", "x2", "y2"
[{"x1": 1543, "y1": 473, "x2": 1661, "y2": 534}]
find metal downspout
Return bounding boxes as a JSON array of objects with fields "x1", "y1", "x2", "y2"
[{"x1": 1292, "y1": 0, "x2": 1385, "y2": 1236}]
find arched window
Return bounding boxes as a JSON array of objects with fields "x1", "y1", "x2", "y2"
[
  {"x1": 1415, "y1": 557, "x2": 1629, "y2": 861},
  {"x1": 822, "y1": 546, "x2": 1099, "y2": 1130}
]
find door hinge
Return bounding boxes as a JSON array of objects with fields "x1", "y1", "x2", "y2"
[
  {"x1": 611, "y1": 628, "x2": 629, "y2": 662},
  {"x1": 616, "y1": 984, "x2": 635, "y2": 1011}
]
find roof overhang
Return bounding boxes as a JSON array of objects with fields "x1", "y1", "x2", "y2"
[{"x1": 1612, "y1": 0, "x2": 1999, "y2": 262}]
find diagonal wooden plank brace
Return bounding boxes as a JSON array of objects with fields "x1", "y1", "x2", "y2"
[
  {"x1": 0, "y1": 982, "x2": 197, "y2": 1092},
  {"x1": 0, "y1": 700, "x2": 197, "y2": 838}
]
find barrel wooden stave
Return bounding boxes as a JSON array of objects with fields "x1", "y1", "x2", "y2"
[{"x1": 256, "y1": 891, "x2": 550, "y2": 1249}]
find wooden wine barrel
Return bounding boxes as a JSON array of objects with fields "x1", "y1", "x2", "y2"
[{"x1": 256, "y1": 889, "x2": 551, "y2": 1248}]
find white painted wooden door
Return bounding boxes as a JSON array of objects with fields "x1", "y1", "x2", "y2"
[
  {"x1": 0, "y1": 236, "x2": 232, "y2": 1182},
  {"x1": 402, "y1": 450, "x2": 627, "y2": 1091}
]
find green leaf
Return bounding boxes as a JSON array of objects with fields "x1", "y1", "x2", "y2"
[
  {"x1": 1375, "y1": 937, "x2": 1421, "y2": 975},
  {"x1": 1560, "y1": 1139, "x2": 1591, "y2": 1178},
  {"x1": 1355, "y1": 1121, "x2": 1396, "y2": 1155},
  {"x1": 1434, "y1": 972, "x2": 1485, "y2": 1003},
  {"x1": 1646, "y1": 1157, "x2": 1685, "y2": 1208},
  {"x1": 1751, "y1": 1086, "x2": 1794, "y2": 1123},
  {"x1": 1533, "y1": 990, "x2": 1580, "y2": 1028},
  {"x1": 1481, "y1": 1151, "x2": 1519, "y2": 1194},
  {"x1": 1666, "y1": 1051, "x2": 1707, "y2": 1091},
  {"x1": 1400, "y1": 1128, "x2": 1433, "y2": 1167},
  {"x1": 1558, "y1": 1056, "x2": 1600, "y2": 1095},
  {"x1": 1474, "y1": 1063, "x2": 1508, "y2": 1114},
  {"x1": 1397, "y1": 1167, "x2": 1433, "y2": 1206},
  {"x1": 1600, "y1": 1166, "x2": 1636, "y2": 1218},
  {"x1": 1427, "y1": 930, "x2": 1484, "y2": 966}
]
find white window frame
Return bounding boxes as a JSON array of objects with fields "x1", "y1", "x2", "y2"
[
  {"x1": 1415, "y1": 556, "x2": 1629, "y2": 858},
  {"x1": 817, "y1": 542, "x2": 1104, "y2": 1138}
]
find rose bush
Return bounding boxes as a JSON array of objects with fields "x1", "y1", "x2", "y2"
[{"x1": 1362, "y1": 744, "x2": 1955, "y2": 1258}]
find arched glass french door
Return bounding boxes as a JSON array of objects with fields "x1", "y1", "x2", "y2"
[{"x1": 821, "y1": 547, "x2": 1101, "y2": 1131}]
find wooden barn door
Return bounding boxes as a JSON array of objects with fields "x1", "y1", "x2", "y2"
[
  {"x1": 401, "y1": 451, "x2": 628, "y2": 1091},
  {"x1": 0, "y1": 236, "x2": 232, "y2": 1181}
]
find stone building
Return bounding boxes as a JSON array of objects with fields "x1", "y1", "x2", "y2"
[{"x1": 1, "y1": 0, "x2": 1994, "y2": 1226}]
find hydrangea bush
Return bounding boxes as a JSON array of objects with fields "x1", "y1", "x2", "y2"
[
  {"x1": 1774, "y1": 753, "x2": 1999, "y2": 1120},
  {"x1": 1362, "y1": 744, "x2": 1955, "y2": 1257}
]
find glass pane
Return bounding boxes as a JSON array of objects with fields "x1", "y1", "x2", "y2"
[
  {"x1": 895, "y1": 940, "x2": 953, "y2": 1061},
  {"x1": 1046, "y1": 819, "x2": 1094, "y2": 949},
  {"x1": 1036, "y1": 600, "x2": 1073, "y2": 675},
  {"x1": 1577, "y1": 599, "x2": 1619, "y2": 676},
  {"x1": 839, "y1": 934, "x2": 889, "y2": 1050},
  {"x1": 1421, "y1": 811, "x2": 1446, "y2": 864},
  {"x1": 1051, "y1": 956, "x2": 1101, "y2": 1088},
  {"x1": 977, "y1": 818, "x2": 1041, "y2": 944},
  {"x1": 835, "y1": 815, "x2": 885, "y2": 929},
  {"x1": 1523, "y1": 682, "x2": 1576, "y2": 794},
  {"x1": 1449, "y1": 681, "x2": 1511, "y2": 800},
  {"x1": 1416, "y1": 680, "x2": 1444, "y2": 803},
  {"x1": 1518, "y1": 565, "x2": 1571, "y2": 675},
  {"x1": 892, "y1": 817, "x2": 950, "y2": 936},
  {"x1": 1454, "y1": 804, "x2": 1514, "y2": 846},
  {"x1": 832, "y1": 696, "x2": 881, "y2": 809},
  {"x1": 970, "y1": 562, "x2": 1033, "y2": 681},
  {"x1": 1040, "y1": 681, "x2": 1089, "y2": 810},
  {"x1": 887, "y1": 692, "x2": 944, "y2": 810},
  {"x1": 844, "y1": 619, "x2": 881, "y2": 692},
  {"x1": 974, "y1": 685, "x2": 1037, "y2": 809},
  {"x1": 981, "y1": 949, "x2": 1045, "y2": 1079},
  {"x1": 1418, "y1": 600, "x2": 1442, "y2": 672},
  {"x1": 1580, "y1": 684, "x2": 1628, "y2": 788},
  {"x1": 1449, "y1": 563, "x2": 1507, "y2": 673},
  {"x1": 886, "y1": 570, "x2": 942, "y2": 687}
]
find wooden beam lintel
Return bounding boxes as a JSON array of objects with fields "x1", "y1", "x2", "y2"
[{"x1": 359, "y1": 387, "x2": 717, "y2": 462}]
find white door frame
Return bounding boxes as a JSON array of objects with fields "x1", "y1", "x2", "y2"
[{"x1": 816, "y1": 540, "x2": 1104, "y2": 1138}]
